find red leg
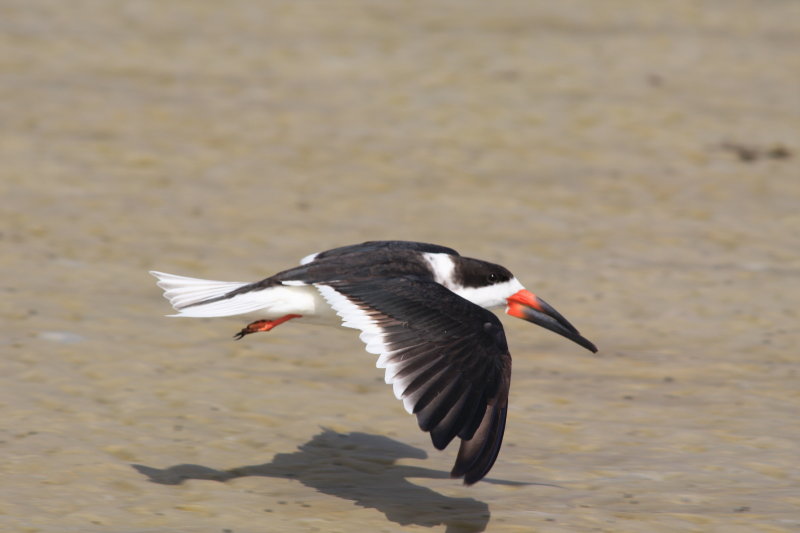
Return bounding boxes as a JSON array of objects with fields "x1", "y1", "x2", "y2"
[{"x1": 233, "y1": 314, "x2": 302, "y2": 340}]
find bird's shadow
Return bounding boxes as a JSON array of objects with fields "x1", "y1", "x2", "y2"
[{"x1": 132, "y1": 429, "x2": 536, "y2": 532}]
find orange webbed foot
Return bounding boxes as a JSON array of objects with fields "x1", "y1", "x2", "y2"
[{"x1": 233, "y1": 314, "x2": 302, "y2": 340}]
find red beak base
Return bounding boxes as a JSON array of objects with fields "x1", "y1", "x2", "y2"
[{"x1": 506, "y1": 290, "x2": 597, "y2": 353}]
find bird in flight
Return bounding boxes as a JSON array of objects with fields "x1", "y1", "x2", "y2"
[{"x1": 151, "y1": 240, "x2": 597, "y2": 484}]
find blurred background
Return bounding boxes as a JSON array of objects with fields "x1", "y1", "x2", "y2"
[{"x1": 1, "y1": 1, "x2": 798, "y2": 531}]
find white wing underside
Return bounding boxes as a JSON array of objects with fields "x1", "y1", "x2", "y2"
[{"x1": 315, "y1": 284, "x2": 416, "y2": 414}]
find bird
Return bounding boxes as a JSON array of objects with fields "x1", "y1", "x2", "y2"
[{"x1": 150, "y1": 240, "x2": 597, "y2": 485}]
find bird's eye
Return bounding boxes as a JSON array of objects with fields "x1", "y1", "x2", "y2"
[{"x1": 487, "y1": 273, "x2": 498, "y2": 282}]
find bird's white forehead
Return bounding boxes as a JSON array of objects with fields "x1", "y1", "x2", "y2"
[
  {"x1": 422, "y1": 252, "x2": 456, "y2": 288},
  {"x1": 422, "y1": 252, "x2": 524, "y2": 309}
]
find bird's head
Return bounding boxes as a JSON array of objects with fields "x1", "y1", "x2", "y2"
[{"x1": 449, "y1": 257, "x2": 597, "y2": 353}]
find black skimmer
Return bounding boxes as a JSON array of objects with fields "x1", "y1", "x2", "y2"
[{"x1": 151, "y1": 240, "x2": 597, "y2": 484}]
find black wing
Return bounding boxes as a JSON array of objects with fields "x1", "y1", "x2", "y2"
[
  {"x1": 308, "y1": 241, "x2": 460, "y2": 262},
  {"x1": 201, "y1": 241, "x2": 460, "y2": 303},
  {"x1": 316, "y1": 276, "x2": 511, "y2": 485}
]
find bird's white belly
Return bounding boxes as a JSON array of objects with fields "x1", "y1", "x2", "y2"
[{"x1": 247, "y1": 284, "x2": 340, "y2": 325}]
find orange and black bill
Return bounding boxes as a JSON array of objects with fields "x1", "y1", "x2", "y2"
[{"x1": 506, "y1": 290, "x2": 597, "y2": 353}]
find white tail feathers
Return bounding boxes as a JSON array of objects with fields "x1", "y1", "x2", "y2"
[
  {"x1": 150, "y1": 270, "x2": 336, "y2": 321},
  {"x1": 149, "y1": 271, "x2": 257, "y2": 317}
]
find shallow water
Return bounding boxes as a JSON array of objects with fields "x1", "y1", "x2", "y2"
[{"x1": 2, "y1": 1, "x2": 799, "y2": 531}]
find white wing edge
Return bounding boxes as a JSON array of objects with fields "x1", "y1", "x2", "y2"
[
  {"x1": 314, "y1": 283, "x2": 415, "y2": 414},
  {"x1": 299, "y1": 252, "x2": 319, "y2": 265}
]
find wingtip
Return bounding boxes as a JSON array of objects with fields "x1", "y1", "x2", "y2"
[
  {"x1": 449, "y1": 400, "x2": 508, "y2": 485},
  {"x1": 450, "y1": 465, "x2": 481, "y2": 486}
]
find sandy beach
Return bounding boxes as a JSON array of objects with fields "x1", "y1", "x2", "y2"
[{"x1": 1, "y1": 1, "x2": 799, "y2": 531}]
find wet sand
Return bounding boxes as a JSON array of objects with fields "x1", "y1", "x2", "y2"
[{"x1": 2, "y1": 1, "x2": 799, "y2": 531}]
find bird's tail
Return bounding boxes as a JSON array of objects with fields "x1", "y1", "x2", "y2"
[{"x1": 149, "y1": 271, "x2": 255, "y2": 317}]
